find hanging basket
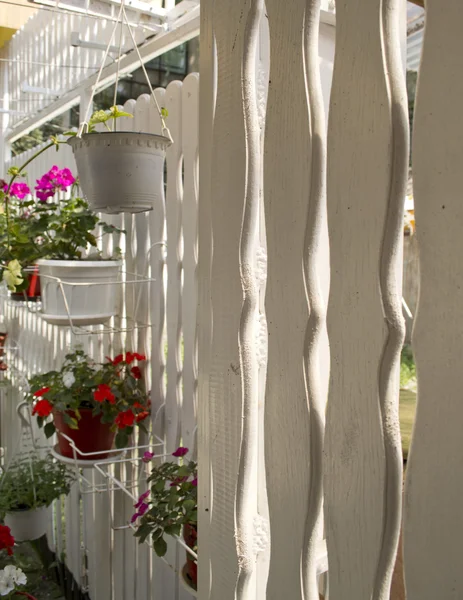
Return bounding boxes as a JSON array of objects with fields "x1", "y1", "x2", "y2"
[
  {"x1": 36, "y1": 259, "x2": 122, "y2": 326},
  {"x1": 4, "y1": 506, "x2": 49, "y2": 542},
  {"x1": 53, "y1": 408, "x2": 116, "y2": 460},
  {"x1": 67, "y1": 132, "x2": 171, "y2": 214}
]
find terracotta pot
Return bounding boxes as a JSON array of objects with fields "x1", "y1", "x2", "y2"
[
  {"x1": 53, "y1": 408, "x2": 115, "y2": 460},
  {"x1": 183, "y1": 523, "x2": 197, "y2": 590},
  {"x1": 10, "y1": 267, "x2": 41, "y2": 301}
]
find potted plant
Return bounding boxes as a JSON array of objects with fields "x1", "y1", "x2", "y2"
[
  {"x1": 0, "y1": 454, "x2": 74, "y2": 542},
  {"x1": 0, "y1": 180, "x2": 41, "y2": 302},
  {"x1": 26, "y1": 350, "x2": 150, "y2": 460},
  {"x1": 1, "y1": 165, "x2": 124, "y2": 325},
  {"x1": 132, "y1": 447, "x2": 198, "y2": 591},
  {"x1": 67, "y1": 106, "x2": 171, "y2": 214}
]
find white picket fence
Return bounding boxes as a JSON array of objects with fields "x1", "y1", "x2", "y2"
[{"x1": 0, "y1": 73, "x2": 199, "y2": 600}]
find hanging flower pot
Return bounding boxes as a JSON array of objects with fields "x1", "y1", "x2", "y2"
[
  {"x1": 183, "y1": 523, "x2": 198, "y2": 591},
  {"x1": 10, "y1": 267, "x2": 41, "y2": 302},
  {"x1": 67, "y1": 132, "x2": 171, "y2": 214},
  {"x1": 36, "y1": 259, "x2": 122, "y2": 326},
  {"x1": 53, "y1": 408, "x2": 116, "y2": 460},
  {"x1": 4, "y1": 506, "x2": 49, "y2": 542}
]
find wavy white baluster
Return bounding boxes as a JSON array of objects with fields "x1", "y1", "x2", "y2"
[
  {"x1": 301, "y1": 1, "x2": 327, "y2": 599},
  {"x1": 235, "y1": 0, "x2": 264, "y2": 598},
  {"x1": 373, "y1": 0, "x2": 408, "y2": 597}
]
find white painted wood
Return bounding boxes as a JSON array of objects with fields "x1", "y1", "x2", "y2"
[
  {"x1": 403, "y1": 1, "x2": 463, "y2": 598},
  {"x1": 235, "y1": 0, "x2": 263, "y2": 598},
  {"x1": 165, "y1": 80, "x2": 183, "y2": 455},
  {"x1": 181, "y1": 72, "x2": 199, "y2": 456},
  {"x1": 197, "y1": 0, "x2": 215, "y2": 593},
  {"x1": 208, "y1": 0, "x2": 250, "y2": 596},
  {"x1": 324, "y1": 0, "x2": 405, "y2": 598},
  {"x1": 263, "y1": 0, "x2": 322, "y2": 598}
]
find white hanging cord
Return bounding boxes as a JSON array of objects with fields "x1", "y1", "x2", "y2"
[
  {"x1": 121, "y1": 3, "x2": 173, "y2": 142},
  {"x1": 112, "y1": 15, "x2": 125, "y2": 132},
  {"x1": 77, "y1": 0, "x2": 172, "y2": 142},
  {"x1": 78, "y1": 0, "x2": 125, "y2": 137}
]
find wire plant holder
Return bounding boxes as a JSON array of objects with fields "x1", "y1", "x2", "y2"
[{"x1": 36, "y1": 269, "x2": 156, "y2": 335}]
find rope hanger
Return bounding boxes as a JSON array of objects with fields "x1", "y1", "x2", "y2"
[{"x1": 78, "y1": 0, "x2": 173, "y2": 142}]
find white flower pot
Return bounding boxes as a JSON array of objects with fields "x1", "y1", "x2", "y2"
[
  {"x1": 37, "y1": 259, "x2": 122, "y2": 326},
  {"x1": 68, "y1": 132, "x2": 171, "y2": 214},
  {"x1": 5, "y1": 506, "x2": 49, "y2": 541}
]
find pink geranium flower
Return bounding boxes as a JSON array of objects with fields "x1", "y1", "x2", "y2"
[
  {"x1": 3, "y1": 182, "x2": 31, "y2": 199},
  {"x1": 172, "y1": 447, "x2": 188, "y2": 458},
  {"x1": 35, "y1": 166, "x2": 75, "y2": 201}
]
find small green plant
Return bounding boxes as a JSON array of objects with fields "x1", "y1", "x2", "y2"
[
  {"x1": 132, "y1": 447, "x2": 197, "y2": 557},
  {"x1": 25, "y1": 350, "x2": 150, "y2": 449},
  {"x1": 65, "y1": 106, "x2": 133, "y2": 135},
  {"x1": 0, "y1": 454, "x2": 74, "y2": 516}
]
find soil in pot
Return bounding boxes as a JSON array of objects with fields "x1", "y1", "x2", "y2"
[
  {"x1": 183, "y1": 522, "x2": 197, "y2": 591},
  {"x1": 53, "y1": 408, "x2": 115, "y2": 460},
  {"x1": 10, "y1": 267, "x2": 41, "y2": 302}
]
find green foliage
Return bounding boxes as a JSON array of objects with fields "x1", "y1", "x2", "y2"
[
  {"x1": 0, "y1": 454, "x2": 74, "y2": 515},
  {"x1": 400, "y1": 344, "x2": 416, "y2": 389},
  {"x1": 25, "y1": 350, "x2": 150, "y2": 445},
  {"x1": 0, "y1": 187, "x2": 124, "y2": 276},
  {"x1": 134, "y1": 459, "x2": 197, "y2": 557}
]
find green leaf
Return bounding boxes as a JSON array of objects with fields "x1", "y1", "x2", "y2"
[
  {"x1": 134, "y1": 523, "x2": 151, "y2": 544},
  {"x1": 183, "y1": 499, "x2": 196, "y2": 512},
  {"x1": 161, "y1": 107, "x2": 168, "y2": 119},
  {"x1": 109, "y1": 106, "x2": 133, "y2": 119},
  {"x1": 44, "y1": 422, "x2": 56, "y2": 439},
  {"x1": 152, "y1": 536, "x2": 168, "y2": 557},
  {"x1": 115, "y1": 430, "x2": 129, "y2": 449},
  {"x1": 7, "y1": 166, "x2": 20, "y2": 176},
  {"x1": 177, "y1": 465, "x2": 190, "y2": 477}
]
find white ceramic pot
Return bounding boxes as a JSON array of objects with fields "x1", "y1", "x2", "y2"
[
  {"x1": 68, "y1": 132, "x2": 171, "y2": 214},
  {"x1": 5, "y1": 505, "x2": 49, "y2": 541},
  {"x1": 37, "y1": 259, "x2": 122, "y2": 326}
]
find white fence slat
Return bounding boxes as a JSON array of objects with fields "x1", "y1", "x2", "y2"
[
  {"x1": 403, "y1": 1, "x2": 463, "y2": 598},
  {"x1": 197, "y1": 3, "x2": 215, "y2": 592},
  {"x1": 324, "y1": 0, "x2": 405, "y2": 598},
  {"x1": 208, "y1": 0, "x2": 250, "y2": 595},
  {"x1": 180, "y1": 73, "x2": 199, "y2": 456},
  {"x1": 165, "y1": 80, "x2": 183, "y2": 455},
  {"x1": 164, "y1": 79, "x2": 185, "y2": 600},
  {"x1": 263, "y1": 1, "x2": 319, "y2": 599},
  {"x1": 235, "y1": 0, "x2": 263, "y2": 598}
]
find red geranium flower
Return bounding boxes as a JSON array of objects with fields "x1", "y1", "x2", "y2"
[
  {"x1": 32, "y1": 399, "x2": 53, "y2": 418},
  {"x1": 134, "y1": 353, "x2": 146, "y2": 361},
  {"x1": 33, "y1": 386, "x2": 50, "y2": 397},
  {"x1": 125, "y1": 352, "x2": 135, "y2": 364},
  {"x1": 115, "y1": 410, "x2": 135, "y2": 429},
  {"x1": 135, "y1": 411, "x2": 149, "y2": 423},
  {"x1": 131, "y1": 366, "x2": 142, "y2": 380},
  {"x1": 93, "y1": 384, "x2": 115, "y2": 404},
  {"x1": 0, "y1": 524, "x2": 15, "y2": 555},
  {"x1": 106, "y1": 354, "x2": 124, "y2": 366}
]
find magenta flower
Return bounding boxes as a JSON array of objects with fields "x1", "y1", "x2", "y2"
[
  {"x1": 135, "y1": 490, "x2": 150, "y2": 509},
  {"x1": 172, "y1": 447, "x2": 188, "y2": 458},
  {"x1": 4, "y1": 182, "x2": 31, "y2": 199},
  {"x1": 35, "y1": 166, "x2": 75, "y2": 201},
  {"x1": 191, "y1": 478, "x2": 198, "y2": 487},
  {"x1": 137, "y1": 502, "x2": 149, "y2": 516},
  {"x1": 142, "y1": 451, "x2": 154, "y2": 463}
]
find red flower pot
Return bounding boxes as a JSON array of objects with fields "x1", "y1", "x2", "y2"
[
  {"x1": 11, "y1": 267, "x2": 41, "y2": 301},
  {"x1": 53, "y1": 408, "x2": 115, "y2": 460},
  {"x1": 183, "y1": 523, "x2": 197, "y2": 590}
]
